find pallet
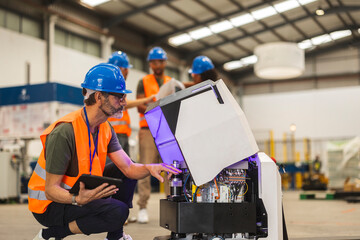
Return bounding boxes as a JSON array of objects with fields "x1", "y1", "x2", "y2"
[
  {"x1": 344, "y1": 196, "x2": 360, "y2": 203},
  {"x1": 334, "y1": 190, "x2": 360, "y2": 200},
  {"x1": 300, "y1": 191, "x2": 334, "y2": 200}
]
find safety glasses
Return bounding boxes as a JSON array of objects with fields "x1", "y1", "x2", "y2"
[{"x1": 105, "y1": 92, "x2": 126, "y2": 102}]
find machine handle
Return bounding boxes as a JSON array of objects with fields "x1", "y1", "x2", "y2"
[{"x1": 191, "y1": 84, "x2": 224, "y2": 104}]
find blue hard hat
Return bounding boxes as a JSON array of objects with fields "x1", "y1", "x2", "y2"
[
  {"x1": 189, "y1": 55, "x2": 214, "y2": 74},
  {"x1": 81, "y1": 63, "x2": 132, "y2": 94},
  {"x1": 108, "y1": 51, "x2": 133, "y2": 69},
  {"x1": 147, "y1": 47, "x2": 167, "y2": 61}
]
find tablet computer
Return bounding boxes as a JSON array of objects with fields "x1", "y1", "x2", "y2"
[{"x1": 69, "y1": 174, "x2": 123, "y2": 194}]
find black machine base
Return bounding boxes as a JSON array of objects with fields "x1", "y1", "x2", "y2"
[{"x1": 159, "y1": 199, "x2": 257, "y2": 234}]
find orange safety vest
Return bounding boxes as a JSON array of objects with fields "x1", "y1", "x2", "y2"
[
  {"x1": 139, "y1": 74, "x2": 171, "y2": 128},
  {"x1": 108, "y1": 109, "x2": 131, "y2": 137},
  {"x1": 28, "y1": 108, "x2": 112, "y2": 214}
]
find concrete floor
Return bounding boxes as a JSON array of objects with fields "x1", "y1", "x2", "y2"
[{"x1": 1, "y1": 191, "x2": 360, "y2": 240}]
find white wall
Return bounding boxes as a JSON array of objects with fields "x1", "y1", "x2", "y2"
[
  {"x1": 0, "y1": 28, "x2": 47, "y2": 87},
  {"x1": 51, "y1": 45, "x2": 103, "y2": 87},
  {"x1": 0, "y1": 26, "x2": 147, "y2": 134},
  {"x1": 242, "y1": 86, "x2": 360, "y2": 141},
  {"x1": 0, "y1": 27, "x2": 147, "y2": 91}
]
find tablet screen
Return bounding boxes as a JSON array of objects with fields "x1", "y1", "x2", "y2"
[{"x1": 69, "y1": 174, "x2": 123, "y2": 194}]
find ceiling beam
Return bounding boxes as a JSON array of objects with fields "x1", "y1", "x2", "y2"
[
  {"x1": 231, "y1": 0, "x2": 286, "y2": 42},
  {"x1": 325, "y1": 5, "x2": 360, "y2": 15},
  {"x1": 189, "y1": 6, "x2": 360, "y2": 59},
  {"x1": 335, "y1": 1, "x2": 360, "y2": 39},
  {"x1": 223, "y1": 24, "x2": 359, "y2": 67},
  {"x1": 155, "y1": 0, "x2": 279, "y2": 43},
  {"x1": 104, "y1": 0, "x2": 173, "y2": 28}
]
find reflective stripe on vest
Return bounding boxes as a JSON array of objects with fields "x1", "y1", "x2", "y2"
[
  {"x1": 34, "y1": 162, "x2": 46, "y2": 180},
  {"x1": 108, "y1": 110, "x2": 131, "y2": 137},
  {"x1": 139, "y1": 75, "x2": 171, "y2": 128},
  {"x1": 111, "y1": 121, "x2": 128, "y2": 125},
  {"x1": 28, "y1": 108, "x2": 112, "y2": 214},
  {"x1": 28, "y1": 188, "x2": 47, "y2": 200}
]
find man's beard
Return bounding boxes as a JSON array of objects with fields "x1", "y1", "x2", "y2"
[
  {"x1": 111, "y1": 110, "x2": 123, "y2": 119},
  {"x1": 100, "y1": 98, "x2": 123, "y2": 117},
  {"x1": 153, "y1": 68, "x2": 164, "y2": 76}
]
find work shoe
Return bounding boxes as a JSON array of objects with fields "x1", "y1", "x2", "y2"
[
  {"x1": 33, "y1": 230, "x2": 45, "y2": 240},
  {"x1": 137, "y1": 208, "x2": 149, "y2": 223},
  {"x1": 33, "y1": 229, "x2": 62, "y2": 240},
  {"x1": 121, "y1": 233, "x2": 133, "y2": 240},
  {"x1": 128, "y1": 216, "x2": 137, "y2": 223},
  {"x1": 124, "y1": 215, "x2": 137, "y2": 225}
]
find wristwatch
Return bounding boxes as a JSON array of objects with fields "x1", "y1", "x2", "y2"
[{"x1": 72, "y1": 195, "x2": 78, "y2": 206}]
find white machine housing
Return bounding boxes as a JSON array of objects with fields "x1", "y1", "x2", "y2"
[
  {"x1": 257, "y1": 153, "x2": 283, "y2": 240},
  {"x1": 145, "y1": 80, "x2": 283, "y2": 239}
]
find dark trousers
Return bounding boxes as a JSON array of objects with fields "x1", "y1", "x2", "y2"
[{"x1": 33, "y1": 163, "x2": 137, "y2": 240}]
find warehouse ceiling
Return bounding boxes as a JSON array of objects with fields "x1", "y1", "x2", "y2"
[{"x1": 32, "y1": 0, "x2": 360, "y2": 81}]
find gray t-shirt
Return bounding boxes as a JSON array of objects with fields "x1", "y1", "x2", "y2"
[{"x1": 45, "y1": 122, "x2": 121, "y2": 177}]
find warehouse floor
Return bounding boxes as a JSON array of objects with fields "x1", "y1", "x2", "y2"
[{"x1": 1, "y1": 191, "x2": 360, "y2": 240}]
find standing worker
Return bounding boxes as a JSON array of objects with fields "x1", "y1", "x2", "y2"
[
  {"x1": 107, "y1": 51, "x2": 153, "y2": 155},
  {"x1": 107, "y1": 51, "x2": 133, "y2": 155},
  {"x1": 107, "y1": 51, "x2": 154, "y2": 224},
  {"x1": 136, "y1": 47, "x2": 172, "y2": 223},
  {"x1": 28, "y1": 63, "x2": 181, "y2": 240},
  {"x1": 189, "y1": 55, "x2": 218, "y2": 83}
]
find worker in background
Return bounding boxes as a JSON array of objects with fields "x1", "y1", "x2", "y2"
[
  {"x1": 189, "y1": 55, "x2": 218, "y2": 83},
  {"x1": 28, "y1": 63, "x2": 181, "y2": 240},
  {"x1": 135, "y1": 46, "x2": 172, "y2": 223},
  {"x1": 107, "y1": 51, "x2": 153, "y2": 155},
  {"x1": 107, "y1": 51, "x2": 156, "y2": 224}
]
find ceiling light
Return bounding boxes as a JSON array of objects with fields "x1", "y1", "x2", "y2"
[
  {"x1": 81, "y1": 0, "x2": 110, "y2": 7},
  {"x1": 254, "y1": 42, "x2": 305, "y2": 80},
  {"x1": 311, "y1": 34, "x2": 332, "y2": 45},
  {"x1": 298, "y1": 0, "x2": 317, "y2": 4},
  {"x1": 241, "y1": 55, "x2": 258, "y2": 65},
  {"x1": 189, "y1": 27, "x2": 212, "y2": 39},
  {"x1": 168, "y1": 0, "x2": 318, "y2": 47},
  {"x1": 230, "y1": 14, "x2": 255, "y2": 27},
  {"x1": 330, "y1": 30, "x2": 352, "y2": 40},
  {"x1": 251, "y1": 6, "x2": 277, "y2": 20},
  {"x1": 223, "y1": 27, "x2": 352, "y2": 72},
  {"x1": 297, "y1": 39, "x2": 313, "y2": 49},
  {"x1": 209, "y1": 20, "x2": 233, "y2": 33},
  {"x1": 224, "y1": 61, "x2": 243, "y2": 71},
  {"x1": 168, "y1": 33, "x2": 192, "y2": 46},
  {"x1": 274, "y1": 0, "x2": 300, "y2": 13},
  {"x1": 315, "y1": 7, "x2": 325, "y2": 16},
  {"x1": 289, "y1": 123, "x2": 297, "y2": 132}
]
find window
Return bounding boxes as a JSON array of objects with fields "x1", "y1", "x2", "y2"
[
  {"x1": 55, "y1": 28, "x2": 67, "y2": 46},
  {"x1": 22, "y1": 17, "x2": 41, "y2": 38},
  {"x1": 86, "y1": 40, "x2": 101, "y2": 57},
  {"x1": 69, "y1": 34, "x2": 85, "y2": 52},
  {"x1": 6, "y1": 11, "x2": 20, "y2": 32},
  {"x1": 0, "y1": 8, "x2": 42, "y2": 39},
  {"x1": 0, "y1": 9, "x2": 5, "y2": 27},
  {"x1": 55, "y1": 27, "x2": 101, "y2": 57}
]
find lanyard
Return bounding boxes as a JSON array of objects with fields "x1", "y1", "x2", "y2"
[{"x1": 83, "y1": 106, "x2": 99, "y2": 174}]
